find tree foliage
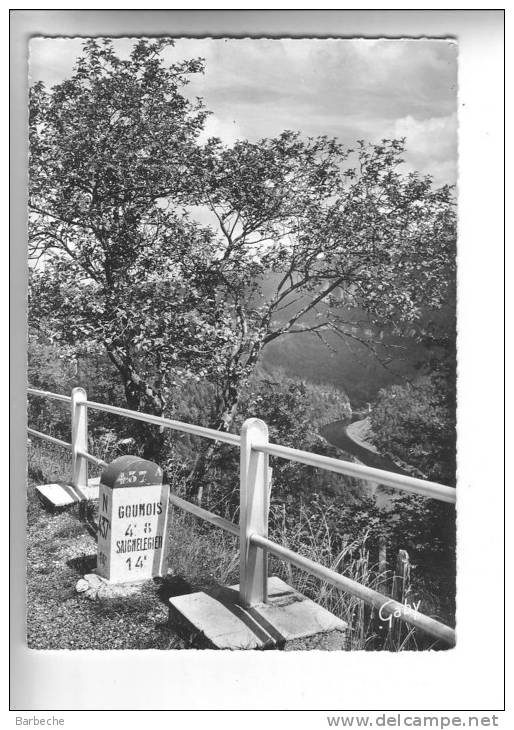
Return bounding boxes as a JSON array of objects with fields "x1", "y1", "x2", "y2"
[
  {"x1": 29, "y1": 38, "x2": 226, "y2": 420},
  {"x1": 189, "y1": 373, "x2": 359, "y2": 511},
  {"x1": 29, "y1": 39, "x2": 457, "y2": 473},
  {"x1": 191, "y1": 132, "x2": 456, "y2": 432},
  {"x1": 367, "y1": 369, "x2": 457, "y2": 613},
  {"x1": 369, "y1": 372, "x2": 456, "y2": 486}
]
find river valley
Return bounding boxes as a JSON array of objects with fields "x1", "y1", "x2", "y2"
[{"x1": 319, "y1": 417, "x2": 410, "y2": 508}]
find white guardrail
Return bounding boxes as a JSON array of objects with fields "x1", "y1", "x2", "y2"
[{"x1": 27, "y1": 386, "x2": 456, "y2": 646}]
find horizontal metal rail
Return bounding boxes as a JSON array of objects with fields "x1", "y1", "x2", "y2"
[
  {"x1": 256, "y1": 442, "x2": 456, "y2": 504},
  {"x1": 250, "y1": 533, "x2": 456, "y2": 646},
  {"x1": 27, "y1": 388, "x2": 72, "y2": 404},
  {"x1": 81, "y1": 398, "x2": 240, "y2": 446},
  {"x1": 77, "y1": 450, "x2": 107, "y2": 469},
  {"x1": 169, "y1": 493, "x2": 240, "y2": 537},
  {"x1": 27, "y1": 385, "x2": 457, "y2": 646},
  {"x1": 27, "y1": 427, "x2": 72, "y2": 450},
  {"x1": 26, "y1": 388, "x2": 455, "y2": 503},
  {"x1": 167, "y1": 491, "x2": 455, "y2": 645}
]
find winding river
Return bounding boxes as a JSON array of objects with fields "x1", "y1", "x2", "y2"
[{"x1": 319, "y1": 417, "x2": 410, "y2": 508}]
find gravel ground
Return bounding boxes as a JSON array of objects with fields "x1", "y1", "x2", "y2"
[{"x1": 26, "y1": 481, "x2": 187, "y2": 650}]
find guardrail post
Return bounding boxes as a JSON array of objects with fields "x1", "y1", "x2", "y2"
[
  {"x1": 378, "y1": 535, "x2": 388, "y2": 590},
  {"x1": 71, "y1": 387, "x2": 88, "y2": 493},
  {"x1": 239, "y1": 418, "x2": 269, "y2": 607},
  {"x1": 392, "y1": 549, "x2": 411, "y2": 645}
]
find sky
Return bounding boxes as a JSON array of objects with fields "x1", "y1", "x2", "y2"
[{"x1": 29, "y1": 37, "x2": 458, "y2": 188}]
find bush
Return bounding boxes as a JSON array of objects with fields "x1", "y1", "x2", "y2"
[{"x1": 370, "y1": 372, "x2": 456, "y2": 486}]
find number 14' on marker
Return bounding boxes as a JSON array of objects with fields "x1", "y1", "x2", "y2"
[{"x1": 126, "y1": 555, "x2": 145, "y2": 570}]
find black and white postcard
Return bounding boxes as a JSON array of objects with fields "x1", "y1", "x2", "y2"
[{"x1": 10, "y1": 8, "x2": 506, "y2": 723}]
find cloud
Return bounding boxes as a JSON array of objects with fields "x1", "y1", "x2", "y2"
[
  {"x1": 390, "y1": 113, "x2": 458, "y2": 186},
  {"x1": 29, "y1": 37, "x2": 458, "y2": 185},
  {"x1": 197, "y1": 115, "x2": 243, "y2": 146},
  {"x1": 176, "y1": 39, "x2": 458, "y2": 184},
  {"x1": 29, "y1": 38, "x2": 82, "y2": 85}
]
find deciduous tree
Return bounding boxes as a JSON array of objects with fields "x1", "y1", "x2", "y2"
[
  {"x1": 30, "y1": 40, "x2": 456, "y2": 483},
  {"x1": 29, "y1": 39, "x2": 221, "y2": 427},
  {"x1": 191, "y1": 133, "x2": 456, "y2": 435}
]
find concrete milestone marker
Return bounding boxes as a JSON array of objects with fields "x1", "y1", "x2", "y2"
[{"x1": 96, "y1": 455, "x2": 169, "y2": 584}]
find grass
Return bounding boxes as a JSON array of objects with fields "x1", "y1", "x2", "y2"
[
  {"x1": 26, "y1": 441, "x2": 185, "y2": 650},
  {"x1": 26, "y1": 440, "x2": 447, "y2": 651},
  {"x1": 164, "y1": 500, "x2": 440, "y2": 651}
]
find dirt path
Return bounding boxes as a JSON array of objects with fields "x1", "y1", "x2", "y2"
[{"x1": 26, "y1": 479, "x2": 186, "y2": 650}]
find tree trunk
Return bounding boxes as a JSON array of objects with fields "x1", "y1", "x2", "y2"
[
  {"x1": 185, "y1": 345, "x2": 266, "y2": 504},
  {"x1": 106, "y1": 346, "x2": 167, "y2": 463},
  {"x1": 185, "y1": 379, "x2": 240, "y2": 505}
]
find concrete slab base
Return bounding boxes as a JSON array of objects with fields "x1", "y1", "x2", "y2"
[
  {"x1": 169, "y1": 576, "x2": 347, "y2": 650},
  {"x1": 36, "y1": 477, "x2": 101, "y2": 509}
]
